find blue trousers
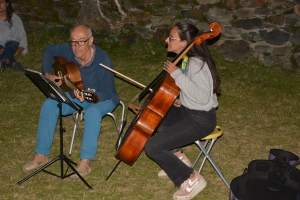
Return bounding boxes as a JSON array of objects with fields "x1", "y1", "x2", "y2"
[
  {"x1": 0, "y1": 41, "x2": 19, "y2": 67},
  {"x1": 144, "y1": 105, "x2": 216, "y2": 186},
  {"x1": 34, "y1": 93, "x2": 116, "y2": 160}
]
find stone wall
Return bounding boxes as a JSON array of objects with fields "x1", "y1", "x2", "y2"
[{"x1": 12, "y1": 0, "x2": 300, "y2": 69}]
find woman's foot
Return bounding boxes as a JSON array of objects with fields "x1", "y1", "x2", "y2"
[
  {"x1": 158, "y1": 151, "x2": 192, "y2": 179},
  {"x1": 22, "y1": 154, "x2": 49, "y2": 173},
  {"x1": 173, "y1": 171, "x2": 207, "y2": 200},
  {"x1": 70, "y1": 159, "x2": 92, "y2": 180}
]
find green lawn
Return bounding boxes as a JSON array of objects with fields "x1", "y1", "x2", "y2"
[{"x1": 0, "y1": 27, "x2": 299, "y2": 200}]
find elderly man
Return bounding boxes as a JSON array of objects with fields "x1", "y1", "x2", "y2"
[{"x1": 23, "y1": 24, "x2": 120, "y2": 179}]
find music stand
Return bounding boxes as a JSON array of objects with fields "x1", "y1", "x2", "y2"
[{"x1": 17, "y1": 69, "x2": 92, "y2": 189}]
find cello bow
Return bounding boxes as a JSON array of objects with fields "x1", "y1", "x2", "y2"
[{"x1": 115, "y1": 22, "x2": 222, "y2": 166}]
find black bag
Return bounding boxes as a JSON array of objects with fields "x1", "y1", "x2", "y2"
[{"x1": 230, "y1": 149, "x2": 300, "y2": 200}]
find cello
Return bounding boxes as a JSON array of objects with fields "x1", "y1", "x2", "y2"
[{"x1": 115, "y1": 22, "x2": 222, "y2": 166}]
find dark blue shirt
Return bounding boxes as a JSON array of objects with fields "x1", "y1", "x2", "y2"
[{"x1": 42, "y1": 43, "x2": 120, "y2": 106}]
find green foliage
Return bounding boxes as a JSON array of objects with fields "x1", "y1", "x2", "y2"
[
  {"x1": 28, "y1": 0, "x2": 35, "y2": 7},
  {"x1": 0, "y1": 27, "x2": 299, "y2": 200}
]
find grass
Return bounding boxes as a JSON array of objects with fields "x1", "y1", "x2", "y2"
[{"x1": 0, "y1": 27, "x2": 299, "y2": 200}]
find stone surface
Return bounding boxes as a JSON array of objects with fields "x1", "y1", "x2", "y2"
[{"x1": 12, "y1": 0, "x2": 300, "y2": 69}]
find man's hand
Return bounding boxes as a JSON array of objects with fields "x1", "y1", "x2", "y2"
[
  {"x1": 45, "y1": 73, "x2": 63, "y2": 86},
  {"x1": 74, "y1": 89, "x2": 85, "y2": 102}
]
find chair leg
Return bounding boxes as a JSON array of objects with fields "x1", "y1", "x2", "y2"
[
  {"x1": 106, "y1": 112, "x2": 123, "y2": 151},
  {"x1": 194, "y1": 139, "x2": 230, "y2": 189},
  {"x1": 192, "y1": 140, "x2": 209, "y2": 171},
  {"x1": 198, "y1": 139, "x2": 216, "y2": 173},
  {"x1": 106, "y1": 113, "x2": 119, "y2": 134},
  {"x1": 107, "y1": 101, "x2": 126, "y2": 151}
]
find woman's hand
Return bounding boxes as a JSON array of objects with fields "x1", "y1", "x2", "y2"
[
  {"x1": 74, "y1": 89, "x2": 85, "y2": 102},
  {"x1": 164, "y1": 61, "x2": 179, "y2": 74},
  {"x1": 45, "y1": 73, "x2": 63, "y2": 86},
  {"x1": 174, "y1": 98, "x2": 181, "y2": 107}
]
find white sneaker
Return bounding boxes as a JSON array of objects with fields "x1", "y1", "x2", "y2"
[
  {"x1": 158, "y1": 152, "x2": 192, "y2": 179},
  {"x1": 173, "y1": 171, "x2": 207, "y2": 200}
]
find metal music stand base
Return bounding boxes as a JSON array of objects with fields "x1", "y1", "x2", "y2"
[{"x1": 17, "y1": 100, "x2": 93, "y2": 189}]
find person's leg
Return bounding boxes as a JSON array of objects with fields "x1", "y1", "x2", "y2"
[
  {"x1": 80, "y1": 99, "x2": 116, "y2": 160},
  {"x1": 145, "y1": 118, "x2": 197, "y2": 186},
  {"x1": 156, "y1": 106, "x2": 192, "y2": 178},
  {"x1": 70, "y1": 99, "x2": 116, "y2": 179},
  {"x1": 0, "y1": 45, "x2": 4, "y2": 66},
  {"x1": 145, "y1": 107, "x2": 216, "y2": 186},
  {"x1": 23, "y1": 94, "x2": 82, "y2": 172},
  {"x1": 0, "y1": 60, "x2": 4, "y2": 72},
  {"x1": 34, "y1": 98, "x2": 82, "y2": 154},
  {"x1": 1, "y1": 41, "x2": 18, "y2": 67}
]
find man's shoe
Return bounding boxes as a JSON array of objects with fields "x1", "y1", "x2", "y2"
[
  {"x1": 70, "y1": 161, "x2": 92, "y2": 180},
  {"x1": 0, "y1": 61, "x2": 5, "y2": 72},
  {"x1": 173, "y1": 171, "x2": 207, "y2": 200},
  {"x1": 22, "y1": 154, "x2": 49, "y2": 173},
  {"x1": 158, "y1": 152, "x2": 192, "y2": 179},
  {"x1": 11, "y1": 61, "x2": 26, "y2": 72}
]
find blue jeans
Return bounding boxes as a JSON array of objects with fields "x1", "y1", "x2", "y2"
[
  {"x1": 144, "y1": 105, "x2": 216, "y2": 186},
  {"x1": 0, "y1": 41, "x2": 19, "y2": 67},
  {"x1": 34, "y1": 93, "x2": 116, "y2": 160}
]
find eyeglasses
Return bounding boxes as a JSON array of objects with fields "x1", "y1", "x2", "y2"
[
  {"x1": 168, "y1": 35, "x2": 181, "y2": 41},
  {"x1": 68, "y1": 37, "x2": 91, "y2": 46}
]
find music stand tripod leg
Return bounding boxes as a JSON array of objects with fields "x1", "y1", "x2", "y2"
[{"x1": 17, "y1": 100, "x2": 93, "y2": 190}]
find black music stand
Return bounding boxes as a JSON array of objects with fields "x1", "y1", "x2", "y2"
[{"x1": 17, "y1": 69, "x2": 92, "y2": 189}]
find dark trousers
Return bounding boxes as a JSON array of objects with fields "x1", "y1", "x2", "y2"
[
  {"x1": 144, "y1": 105, "x2": 216, "y2": 186},
  {"x1": 0, "y1": 41, "x2": 19, "y2": 67}
]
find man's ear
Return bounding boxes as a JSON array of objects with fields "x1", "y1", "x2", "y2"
[{"x1": 89, "y1": 36, "x2": 94, "y2": 44}]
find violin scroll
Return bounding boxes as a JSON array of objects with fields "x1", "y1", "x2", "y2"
[{"x1": 193, "y1": 22, "x2": 221, "y2": 46}]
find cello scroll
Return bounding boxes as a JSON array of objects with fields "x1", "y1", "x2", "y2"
[{"x1": 193, "y1": 22, "x2": 221, "y2": 46}]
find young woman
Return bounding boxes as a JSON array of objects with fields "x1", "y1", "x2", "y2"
[
  {"x1": 144, "y1": 22, "x2": 221, "y2": 200},
  {"x1": 0, "y1": 0, "x2": 28, "y2": 72}
]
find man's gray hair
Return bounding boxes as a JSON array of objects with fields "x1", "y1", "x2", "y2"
[{"x1": 70, "y1": 24, "x2": 93, "y2": 37}]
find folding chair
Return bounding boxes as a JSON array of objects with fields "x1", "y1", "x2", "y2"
[
  {"x1": 68, "y1": 101, "x2": 126, "y2": 156},
  {"x1": 192, "y1": 126, "x2": 230, "y2": 188}
]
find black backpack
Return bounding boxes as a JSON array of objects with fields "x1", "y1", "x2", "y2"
[{"x1": 230, "y1": 149, "x2": 300, "y2": 200}]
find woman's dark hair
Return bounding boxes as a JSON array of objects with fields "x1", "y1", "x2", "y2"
[
  {"x1": 5, "y1": 0, "x2": 14, "y2": 27},
  {"x1": 175, "y1": 22, "x2": 221, "y2": 94}
]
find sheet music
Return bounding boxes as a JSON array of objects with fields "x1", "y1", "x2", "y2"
[{"x1": 24, "y1": 68, "x2": 83, "y2": 112}]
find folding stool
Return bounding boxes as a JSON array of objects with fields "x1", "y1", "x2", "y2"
[
  {"x1": 192, "y1": 126, "x2": 230, "y2": 188},
  {"x1": 68, "y1": 101, "x2": 126, "y2": 156}
]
